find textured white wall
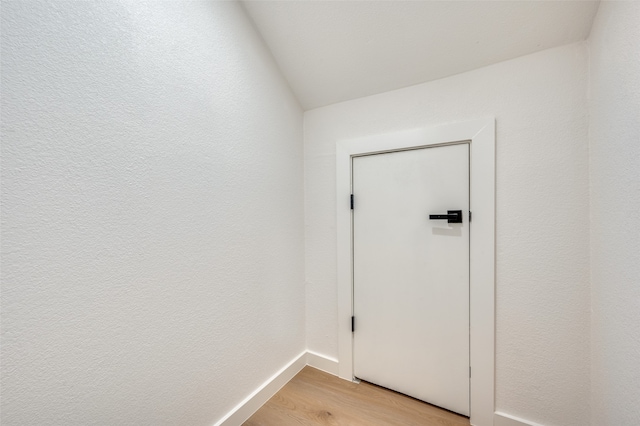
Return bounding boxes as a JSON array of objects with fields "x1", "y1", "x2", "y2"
[
  {"x1": 588, "y1": 2, "x2": 640, "y2": 425},
  {"x1": 304, "y1": 43, "x2": 590, "y2": 426},
  {"x1": 1, "y1": 1, "x2": 304, "y2": 425}
]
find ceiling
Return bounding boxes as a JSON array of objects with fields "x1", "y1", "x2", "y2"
[{"x1": 241, "y1": 0, "x2": 600, "y2": 110}]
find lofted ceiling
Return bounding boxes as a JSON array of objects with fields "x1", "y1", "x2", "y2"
[{"x1": 241, "y1": 0, "x2": 600, "y2": 110}]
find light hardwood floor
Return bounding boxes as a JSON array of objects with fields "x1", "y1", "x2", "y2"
[{"x1": 244, "y1": 366, "x2": 470, "y2": 426}]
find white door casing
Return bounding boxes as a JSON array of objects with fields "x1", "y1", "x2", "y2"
[
  {"x1": 336, "y1": 119, "x2": 495, "y2": 426},
  {"x1": 353, "y1": 143, "x2": 470, "y2": 415}
]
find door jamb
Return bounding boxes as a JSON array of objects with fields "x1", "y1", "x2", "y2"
[{"x1": 336, "y1": 119, "x2": 495, "y2": 426}]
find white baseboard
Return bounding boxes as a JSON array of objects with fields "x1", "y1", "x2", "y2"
[
  {"x1": 213, "y1": 350, "x2": 340, "y2": 426},
  {"x1": 215, "y1": 351, "x2": 553, "y2": 426},
  {"x1": 494, "y1": 412, "x2": 544, "y2": 426},
  {"x1": 214, "y1": 351, "x2": 307, "y2": 426},
  {"x1": 214, "y1": 352, "x2": 552, "y2": 426},
  {"x1": 214, "y1": 353, "x2": 550, "y2": 426},
  {"x1": 306, "y1": 350, "x2": 339, "y2": 376}
]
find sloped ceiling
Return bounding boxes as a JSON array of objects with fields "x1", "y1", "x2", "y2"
[{"x1": 242, "y1": 0, "x2": 600, "y2": 110}]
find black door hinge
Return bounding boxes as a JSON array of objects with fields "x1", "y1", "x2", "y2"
[
  {"x1": 350, "y1": 194, "x2": 354, "y2": 210},
  {"x1": 469, "y1": 211, "x2": 472, "y2": 222},
  {"x1": 351, "y1": 316, "x2": 355, "y2": 332}
]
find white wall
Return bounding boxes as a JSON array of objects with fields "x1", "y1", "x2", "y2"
[
  {"x1": 304, "y1": 43, "x2": 590, "y2": 426},
  {"x1": 588, "y1": 2, "x2": 640, "y2": 425},
  {"x1": 1, "y1": 1, "x2": 304, "y2": 425}
]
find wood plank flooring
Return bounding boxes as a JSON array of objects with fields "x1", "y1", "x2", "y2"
[{"x1": 244, "y1": 366, "x2": 470, "y2": 426}]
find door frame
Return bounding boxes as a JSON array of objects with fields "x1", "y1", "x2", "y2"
[{"x1": 336, "y1": 118, "x2": 495, "y2": 426}]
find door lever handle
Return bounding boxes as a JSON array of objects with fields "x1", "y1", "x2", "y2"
[{"x1": 429, "y1": 210, "x2": 463, "y2": 223}]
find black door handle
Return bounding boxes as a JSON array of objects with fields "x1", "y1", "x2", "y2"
[{"x1": 429, "y1": 210, "x2": 463, "y2": 223}]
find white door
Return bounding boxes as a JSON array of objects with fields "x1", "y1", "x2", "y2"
[{"x1": 352, "y1": 143, "x2": 470, "y2": 416}]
